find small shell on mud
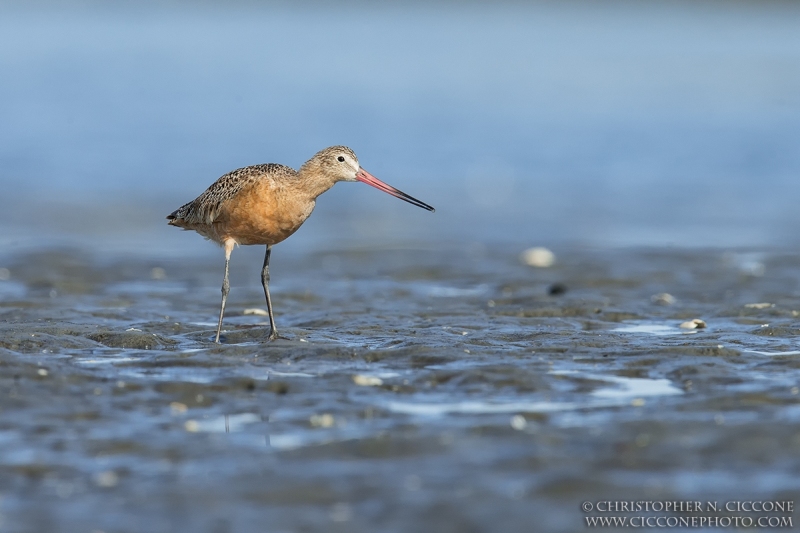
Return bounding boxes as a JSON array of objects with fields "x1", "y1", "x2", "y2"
[
  {"x1": 510, "y1": 415, "x2": 527, "y2": 430},
  {"x1": 352, "y1": 375, "x2": 383, "y2": 387},
  {"x1": 243, "y1": 308, "x2": 269, "y2": 316},
  {"x1": 94, "y1": 470, "x2": 119, "y2": 488},
  {"x1": 520, "y1": 247, "x2": 555, "y2": 268},
  {"x1": 651, "y1": 293, "x2": 676, "y2": 305},
  {"x1": 679, "y1": 319, "x2": 706, "y2": 329},
  {"x1": 170, "y1": 402, "x2": 188, "y2": 414},
  {"x1": 310, "y1": 413, "x2": 335, "y2": 428},
  {"x1": 744, "y1": 302, "x2": 773, "y2": 309}
]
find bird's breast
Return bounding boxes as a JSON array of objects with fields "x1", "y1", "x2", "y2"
[{"x1": 214, "y1": 180, "x2": 316, "y2": 246}]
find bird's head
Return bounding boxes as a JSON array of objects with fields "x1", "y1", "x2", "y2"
[{"x1": 305, "y1": 145, "x2": 434, "y2": 212}]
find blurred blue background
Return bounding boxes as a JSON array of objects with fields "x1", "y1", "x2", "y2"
[{"x1": 1, "y1": 0, "x2": 799, "y2": 254}]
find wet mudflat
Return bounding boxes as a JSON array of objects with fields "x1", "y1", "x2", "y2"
[{"x1": 1, "y1": 244, "x2": 799, "y2": 532}]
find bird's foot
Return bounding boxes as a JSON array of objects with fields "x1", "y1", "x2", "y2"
[{"x1": 266, "y1": 329, "x2": 289, "y2": 342}]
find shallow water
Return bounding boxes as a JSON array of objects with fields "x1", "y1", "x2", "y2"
[{"x1": 1, "y1": 244, "x2": 799, "y2": 532}]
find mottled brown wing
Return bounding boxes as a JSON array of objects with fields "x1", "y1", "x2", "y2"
[{"x1": 167, "y1": 163, "x2": 296, "y2": 226}]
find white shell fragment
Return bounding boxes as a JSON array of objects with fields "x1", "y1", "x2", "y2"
[
  {"x1": 243, "y1": 308, "x2": 269, "y2": 316},
  {"x1": 510, "y1": 415, "x2": 527, "y2": 430},
  {"x1": 679, "y1": 319, "x2": 706, "y2": 329},
  {"x1": 520, "y1": 247, "x2": 555, "y2": 268},
  {"x1": 352, "y1": 374, "x2": 383, "y2": 387},
  {"x1": 744, "y1": 302, "x2": 773, "y2": 309}
]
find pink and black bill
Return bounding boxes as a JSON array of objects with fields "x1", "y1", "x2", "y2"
[{"x1": 356, "y1": 168, "x2": 435, "y2": 212}]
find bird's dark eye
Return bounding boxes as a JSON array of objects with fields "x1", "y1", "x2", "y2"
[{"x1": 337, "y1": 156, "x2": 345, "y2": 162}]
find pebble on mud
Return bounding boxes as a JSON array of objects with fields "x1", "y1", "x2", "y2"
[
  {"x1": 0, "y1": 267, "x2": 10, "y2": 280},
  {"x1": 243, "y1": 308, "x2": 269, "y2": 316},
  {"x1": 94, "y1": 470, "x2": 119, "y2": 488},
  {"x1": 310, "y1": 414, "x2": 335, "y2": 428},
  {"x1": 651, "y1": 293, "x2": 676, "y2": 305},
  {"x1": 744, "y1": 302, "x2": 773, "y2": 309},
  {"x1": 679, "y1": 319, "x2": 706, "y2": 329},
  {"x1": 150, "y1": 267, "x2": 166, "y2": 280},
  {"x1": 353, "y1": 375, "x2": 383, "y2": 387},
  {"x1": 170, "y1": 402, "x2": 188, "y2": 414},
  {"x1": 548, "y1": 283, "x2": 567, "y2": 296},
  {"x1": 510, "y1": 415, "x2": 527, "y2": 430},
  {"x1": 520, "y1": 247, "x2": 555, "y2": 268}
]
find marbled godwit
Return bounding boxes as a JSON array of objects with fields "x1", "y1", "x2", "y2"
[{"x1": 167, "y1": 146, "x2": 434, "y2": 343}]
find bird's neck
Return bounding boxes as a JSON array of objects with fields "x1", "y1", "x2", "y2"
[{"x1": 296, "y1": 163, "x2": 338, "y2": 200}]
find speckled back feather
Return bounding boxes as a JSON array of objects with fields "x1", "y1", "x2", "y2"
[{"x1": 167, "y1": 163, "x2": 297, "y2": 226}]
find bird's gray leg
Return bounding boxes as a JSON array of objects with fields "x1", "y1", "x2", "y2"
[
  {"x1": 215, "y1": 240, "x2": 235, "y2": 343},
  {"x1": 261, "y1": 244, "x2": 280, "y2": 340}
]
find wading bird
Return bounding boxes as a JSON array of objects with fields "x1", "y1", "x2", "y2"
[{"x1": 167, "y1": 146, "x2": 434, "y2": 343}]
